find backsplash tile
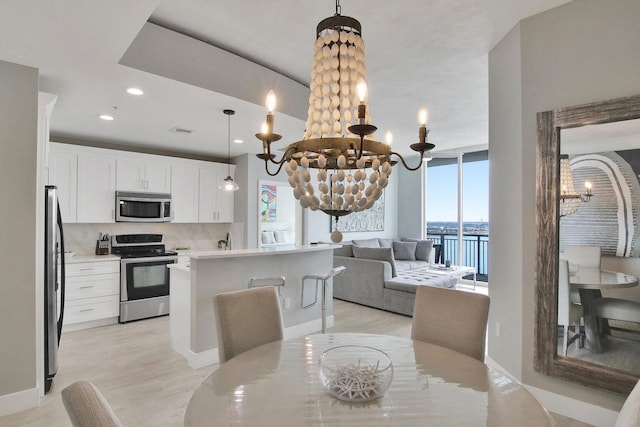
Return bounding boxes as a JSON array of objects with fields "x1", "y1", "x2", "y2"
[{"x1": 64, "y1": 222, "x2": 244, "y2": 255}]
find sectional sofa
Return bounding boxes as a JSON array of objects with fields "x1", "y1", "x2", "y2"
[{"x1": 332, "y1": 238, "x2": 457, "y2": 316}]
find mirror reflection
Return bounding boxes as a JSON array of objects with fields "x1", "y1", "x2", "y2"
[
  {"x1": 556, "y1": 118, "x2": 640, "y2": 376},
  {"x1": 258, "y1": 180, "x2": 300, "y2": 249}
]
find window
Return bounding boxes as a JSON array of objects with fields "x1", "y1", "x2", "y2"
[{"x1": 425, "y1": 151, "x2": 488, "y2": 281}]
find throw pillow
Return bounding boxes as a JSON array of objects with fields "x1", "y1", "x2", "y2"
[
  {"x1": 274, "y1": 231, "x2": 288, "y2": 243},
  {"x1": 261, "y1": 231, "x2": 276, "y2": 244},
  {"x1": 352, "y1": 246, "x2": 397, "y2": 277},
  {"x1": 352, "y1": 238, "x2": 380, "y2": 248},
  {"x1": 403, "y1": 238, "x2": 434, "y2": 262},
  {"x1": 333, "y1": 243, "x2": 354, "y2": 257},
  {"x1": 393, "y1": 241, "x2": 417, "y2": 260},
  {"x1": 377, "y1": 238, "x2": 395, "y2": 248}
]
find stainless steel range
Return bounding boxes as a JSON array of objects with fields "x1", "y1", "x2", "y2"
[{"x1": 111, "y1": 234, "x2": 177, "y2": 323}]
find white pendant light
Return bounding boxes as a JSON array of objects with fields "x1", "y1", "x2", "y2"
[{"x1": 220, "y1": 109, "x2": 239, "y2": 192}]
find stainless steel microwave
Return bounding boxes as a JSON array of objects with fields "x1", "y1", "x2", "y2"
[{"x1": 115, "y1": 191, "x2": 172, "y2": 222}]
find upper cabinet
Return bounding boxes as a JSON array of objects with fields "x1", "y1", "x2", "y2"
[
  {"x1": 48, "y1": 147, "x2": 77, "y2": 223},
  {"x1": 77, "y1": 152, "x2": 116, "y2": 223},
  {"x1": 198, "y1": 163, "x2": 235, "y2": 223},
  {"x1": 116, "y1": 157, "x2": 171, "y2": 193},
  {"x1": 47, "y1": 143, "x2": 234, "y2": 224},
  {"x1": 170, "y1": 163, "x2": 199, "y2": 223}
]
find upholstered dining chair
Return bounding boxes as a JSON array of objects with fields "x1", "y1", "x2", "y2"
[
  {"x1": 558, "y1": 259, "x2": 583, "y2": 355},
  {"x1": 213, "y1": 286, "x2": 284, "y2": 363},
  {"x1": 61, "y1": 380, "x2": 124, "y2": 427},
  {"x1": 411, "y1": 286, "x2": 490, "y2": 361},
  {"x1": 563, "y1": 245, "x2": 602, "y2": 305},
  {"x1": 614, "y1": 379, "x2": 640, "y2": 427}
]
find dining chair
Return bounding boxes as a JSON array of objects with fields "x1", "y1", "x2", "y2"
[
  {"x1": 563, "y1": 245, "x2": 601, "y2": 304},
  {"x1": 614, "y1": 379, "x2": 640, "y2": 427},
  {"x1": 558, "y1": 259, "x2": 583, "y2": 356},
  {"x1": 213, "y1": 286, "x2": 284, "y2": 363},
  {"x1": 61, "y1": 380, "x2": 124, "y2": 427},
  {"x1": 411, "y1": 286, "x2": 490, "y2": 361}
]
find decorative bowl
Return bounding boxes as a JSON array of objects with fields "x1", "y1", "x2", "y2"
[{"x1": 319, "y1": 345, "x2": 393, "y2": 402}]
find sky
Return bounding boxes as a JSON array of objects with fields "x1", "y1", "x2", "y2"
[{"x1": 426, "y1": 160, "x2": 489, "y2": 222}]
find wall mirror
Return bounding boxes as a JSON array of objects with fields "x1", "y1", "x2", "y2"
[
  {"x1": 535, "y1": 94, "x2": 640, "y2": 394},
  {"x1": 257, "y1": 180, "x2": 301, "y2": 249}
]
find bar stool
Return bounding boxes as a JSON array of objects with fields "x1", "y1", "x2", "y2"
[
  {"x1": 248, "y1": 276, "x2": 285, "y2": 294},
  {"x1": 301, "y1": 266, "x2": 346, "y2": 333}
]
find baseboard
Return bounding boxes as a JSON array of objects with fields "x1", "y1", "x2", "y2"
[
  {"x1": 182, "y1": 316, "x2": 334, "y2": 369},
  {"x1": 0, "y1": 387, "x2": 39, "y2": 417},
  {"x1": 485, "y1": 356, "x2": 619, "y2": 427},
  {"x1": 187, "y1": 348, "x2": 219, "y2": 370}
]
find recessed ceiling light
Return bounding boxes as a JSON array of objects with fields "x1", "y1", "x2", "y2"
[
  {"x1": 233, "y1": 139, "x2": 243, "y2": 144},
  {"x1": 98, "y1": 114, "x2": 114, "y2": 121},
  {"x1": 126, "y1": 87, "x2": 144, "y2": 96}
]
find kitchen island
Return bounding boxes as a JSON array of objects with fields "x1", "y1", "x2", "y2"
[{"x1": 168, "y1": 245, "x2": 335, "y2": 368}]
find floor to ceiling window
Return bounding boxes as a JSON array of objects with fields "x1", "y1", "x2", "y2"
[{"x1": 425, "y1": 151, "x2": 489, "y2": 282}]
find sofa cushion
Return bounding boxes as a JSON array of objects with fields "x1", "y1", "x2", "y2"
[
  {"x1": 333, "y1": 242, "x2": 354, "y2": 257},
  {"x1": 352, "y1": 238, "x2": 381, "y2": 248},
  {"x1": 396, "y1": 260, "x2": 430, "y2": 271},
  {"x1": 385, "y1": 273, "x2": 457, "y2": 293},
  {"x1": 352, "y1": 246, "x2": 397, "y2": 277},
  {"x1": 403, "y1": 238, "x2": 434, "y2": 262},
  {"x1": 377, "y1": 238, "x2": 395, "y2": 248},
  {"x1": 393, "y1": 241, "x2": 417, "y2": 260}
]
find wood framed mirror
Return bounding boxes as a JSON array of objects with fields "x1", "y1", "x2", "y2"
[{"x1": 534, "y1": 94, "x2": 640, "y2": 394}]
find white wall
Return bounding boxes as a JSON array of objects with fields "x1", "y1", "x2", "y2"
[
  {"x1": 489, "y1": 0, "x2": 640, "y2": 415},
  {"x1": 0, "y1": 60, "x2": 39, "y2": 408},
  {"x1": 397, "y1": 157, "x2": 425, "y2": 239}
]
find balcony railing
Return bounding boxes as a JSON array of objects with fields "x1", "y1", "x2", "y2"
[{"x1": 427, "y1": 233, "x2": 489, "y2": 281}]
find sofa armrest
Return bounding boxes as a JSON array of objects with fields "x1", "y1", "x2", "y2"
[{"x1": 332, "y1": 256, "x2": 392, "y2": 309}]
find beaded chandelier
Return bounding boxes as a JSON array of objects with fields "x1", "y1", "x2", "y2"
[
  {"x1": 255, "y1": 1, "x2": 434, "y2": 242},
  {"x1": 559, "y1": 155, "x2": 592, "y2": 217}
]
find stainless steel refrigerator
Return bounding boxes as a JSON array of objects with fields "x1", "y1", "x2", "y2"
[{"x1": 44, "y1": 185, "x2": 65, "y2": 393}]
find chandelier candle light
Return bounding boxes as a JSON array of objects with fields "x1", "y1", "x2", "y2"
[
  {"x1": 255, "y1": 1, "x2": 434, "y2": 242},
  {"x1": 559, "y1": 154, "x2": 592, "y2": 217}
]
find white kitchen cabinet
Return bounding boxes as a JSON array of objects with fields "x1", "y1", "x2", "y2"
[
  {"x1": 117, "y1": 157, "x2": 171, "y2": 193},
  {"x1": 170, "y1": 163, "x2": 199, "y2": 223},
  {"x1": 77, "y1": 152, "x2": 117, "y2": 223},
  {"x1": 62, "y1": 259, "x2": 120, "y2": 331},
  {"x1": 198, "y1": 163, "x2": 235, "y2": 223},
  {"x1": 47, "y1": 147, "x2": 77, "y2": 223}
]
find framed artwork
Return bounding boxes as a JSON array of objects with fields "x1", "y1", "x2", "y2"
[
  {"x1": 260, "y1": 184, "x2": 277, "y2": 222},
  {"x1": 330, "y1": 194, "x2": 385, "y2": 232}
]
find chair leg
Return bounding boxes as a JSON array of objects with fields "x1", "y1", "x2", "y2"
[{"x1": 562, "y1": 325, "x2": 568, "y2": 356}]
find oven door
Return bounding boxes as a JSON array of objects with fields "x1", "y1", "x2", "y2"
[{"x1": 120, "y1": 256, "x2": 177, "y2": 301}]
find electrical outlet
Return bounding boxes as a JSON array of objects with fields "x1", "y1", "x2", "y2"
[
  {"x1": 284, "y1": 297, "x2": 291, "y2": 309},
  {"x1": 82, "y1": 230, "x2": 89, "y2": 241},
  {"x1": 495, "y1": 322, "x2": 501, "y2": 338}
]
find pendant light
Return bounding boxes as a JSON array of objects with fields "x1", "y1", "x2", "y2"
[{"x1": 221, "y1": 109, "x2": 239, "y2": 192}]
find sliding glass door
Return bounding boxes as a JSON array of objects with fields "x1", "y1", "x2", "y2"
[{"x1": 425, "y1": 151, "x2": 488, "y2": 281}]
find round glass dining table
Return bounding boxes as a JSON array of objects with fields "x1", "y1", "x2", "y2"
[{"x1": 185, "y1": 333, "x2": 553, "y2": 426}]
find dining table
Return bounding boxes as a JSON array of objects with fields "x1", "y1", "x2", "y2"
[
  {"x1": 569, "y1": 268, "x2": 639, "y2": 353},
  {"x1": 185, "y1": 333, "x2": 553, "y2": 426}
]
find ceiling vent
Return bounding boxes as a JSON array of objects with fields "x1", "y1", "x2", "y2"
[{"x1": 170, "y1": 127, "x2": 193, "y2": 134}]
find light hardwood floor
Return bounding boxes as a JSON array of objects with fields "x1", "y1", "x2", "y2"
[{"x1": 0, "y1": 298, "x2": 592, "y2": 426}]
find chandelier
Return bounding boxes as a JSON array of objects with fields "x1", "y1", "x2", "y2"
[
  {"x1": 255, "y1": 0, "x2": 434, "y2": 242},
  {"x1": 559, "y1": 155, "x2": 592, "y2": 217}
]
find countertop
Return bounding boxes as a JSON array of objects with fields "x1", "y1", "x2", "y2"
[
  {"x1": 64, "y1": 254, "x2": 120, "y2": 264},
  {"x1": 188, "y1": 244, "x2": 334, "y2": 260}
]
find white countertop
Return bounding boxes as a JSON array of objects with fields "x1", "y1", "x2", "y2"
[
  {"x1": 188, "y1": 244, "x2": 334, "y2": 260},
  {"x1": 65, "y1": 254, "x2": 120, "y2": 264}
]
